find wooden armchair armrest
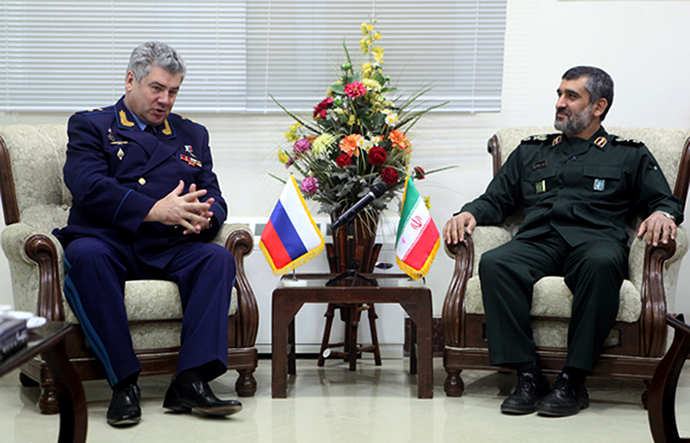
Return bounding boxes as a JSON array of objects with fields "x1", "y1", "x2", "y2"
[
  {"x1": 1, "y1": 223, "x2": 64, "y2": 321},
  {"x1": 442, "y1": 235, "x2": 474, "y2": 348},
  {"x1": 221, "y1": 225, "x2": 258, "y2": 348},
  {"x1": 641, "y1": 238, "x2": 678, "y2": 357}
]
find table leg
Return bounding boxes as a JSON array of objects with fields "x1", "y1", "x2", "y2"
[
  {"x1": 272, "y1": 293, "x2": 304, "y2": 398},
  {"x1": 288, "y1": 319, "x2": 296, "y2": 375},
  {"x1": 409, "y1": 319, "x2": 417, "y2": 375},
  {"x1": 400, "y1": 296, "x2": 433, "y2": 399},
  {"x1": 42, "y1": 340, "x2": 87, "y2": 443}
]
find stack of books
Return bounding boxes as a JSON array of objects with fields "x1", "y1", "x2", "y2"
[{"x1": 0, "y1": 315, "x2": 28, "y2": 360}]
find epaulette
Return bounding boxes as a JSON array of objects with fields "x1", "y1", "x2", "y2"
[
  {"x1": 174, "y1": 113, "x2": 204, "y2": 128},
  {"x1": 611, "y1": 136, "x2": 644, "y2": 147},
  {"x1": 521, "y1": 133, "x2": 560, "y2": 144},
  {"x1": 78, "y1": 107, "x2": 110, "y2": 116}
]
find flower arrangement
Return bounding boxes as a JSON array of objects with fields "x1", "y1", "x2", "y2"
[{"x1": 273, "y1": 21, "x2": 447, "y2": 220}]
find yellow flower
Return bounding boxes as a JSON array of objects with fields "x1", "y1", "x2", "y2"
[
  {"x1": 372, "y1": 46, "x2": 384, "y2": 63},
  {"x1": 278, "y1": 150, "x2": 291, "y2": 165},
  {"x1": 373, "y1": 32, "x2": 381, "y2": 41},
  {"x1": 361, "y1": 78, "x2": 382, "y2": 92},
  {"x1": 360, "y1": 22, "x2": 368, "y2": 33},
  {"x1": 284, "y1": 122, "x2": 301, "y2": 142},
  {"x1": 367, "y1": 24, "x2": 374, "y2": 33},
  {"x1": 360, "y1": 37, "x2": 369, "y2": 53},
  {"x1": 348, "y1": 114, "x2": 356, "y2": 125},
  {"x1": 312, "y1": 133, "x2": 336, "y2": 155}
]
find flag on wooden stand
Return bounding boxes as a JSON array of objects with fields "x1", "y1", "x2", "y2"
[
  {"x1": 260, "y1": 175, "x2": 324, "y2": 275},
  {"x1": 395, "y1": 176, "x2": 440, "y2": 280}
]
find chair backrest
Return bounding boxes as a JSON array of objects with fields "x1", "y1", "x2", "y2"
[
  {"x1": 493, "y1": 127, "x2": 690, "y2": 208},
  {"x1": 0, "y1": 124, "x2": 71, "y2": 232}
]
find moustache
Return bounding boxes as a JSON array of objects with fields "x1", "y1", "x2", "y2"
[{"x1": 556, "y1": 108, "x2": 571, "y2": 118}]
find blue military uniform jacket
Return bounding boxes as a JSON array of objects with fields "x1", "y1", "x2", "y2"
[
  {"x1": 54, "y1": 96, "x2": 227, "y2": 269},
  {"x1": 461, "y1": 127, "x2": 684, "y2": 247}
]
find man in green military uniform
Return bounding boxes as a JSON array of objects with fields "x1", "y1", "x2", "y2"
[{"x1": 443, "y1": 66, "x2": 683, "y2": 417}]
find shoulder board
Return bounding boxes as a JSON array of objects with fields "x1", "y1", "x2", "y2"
[
  {"x1": 611, "y1": 136, "x2": 644, "y2": 147},
  {"x1": 521, "y1": 133, "x2": 559, "y2": 144},
  {"x1": 172, "y1": 113, "x2": 205, "y2": 128},
  {"x1": 76, "y1": 107, "x2": 112, "y2": 117}
]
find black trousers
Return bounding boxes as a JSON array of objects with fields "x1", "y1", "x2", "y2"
[{"x1": 478, "y1": 231, "x2": 627, "y2": 371}]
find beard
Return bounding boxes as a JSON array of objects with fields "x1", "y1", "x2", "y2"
[{"x1": 554, "y1": 103, "x2": 593, "y2": 135}]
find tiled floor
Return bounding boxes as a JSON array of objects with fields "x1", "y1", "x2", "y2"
[{"x1": 0, "y1": 357, "x2": 688, "y2": 442}]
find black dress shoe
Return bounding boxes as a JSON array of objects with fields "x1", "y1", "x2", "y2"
[
  {"x1": 500, "y1": 371, "x2": 550, "y2": 415},
  {"x1": 163, "y1": 378, "x2": 242, "y2": 417},
  {"x1": 107, "y1": 383, "x2": 141, "y2": 427},
  {"x1": 537, "y1": 373, "x2": 589, "y2": 417}
]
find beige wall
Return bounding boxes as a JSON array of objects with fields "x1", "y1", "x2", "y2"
[{"x1": 2, "y1": 0, "x2": 690, "y2": 351}]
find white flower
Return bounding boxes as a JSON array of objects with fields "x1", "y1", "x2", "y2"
[{"x1": 385, "y1": 112, "x2": 399, "y2": 126}]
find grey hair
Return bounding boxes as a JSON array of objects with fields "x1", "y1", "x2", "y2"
[
  {"x1": 562, "y1": 66, "x2": 614, "y2": 121},
  {"x1": 126, "y1": 41, "x2": 186, "y2": 82}
]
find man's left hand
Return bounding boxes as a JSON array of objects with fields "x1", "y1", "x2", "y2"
[
  {"x1": 637, "y1": 212, "x2": 677, "y2": 246},
  {"x1": 183, "y1": 183, "x2": 214, "y2": 235}
]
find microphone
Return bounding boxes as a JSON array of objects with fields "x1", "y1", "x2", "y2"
[{"x1": 331, "y1": 182, "x2": 387, "y2": 230}]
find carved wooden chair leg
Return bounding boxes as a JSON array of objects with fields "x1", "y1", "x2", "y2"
[
  {"x1": 444, "y1": 367, "x2": 465, "y2": 397},
  {"x1": 235, "y1": 369, "x2": 257, "y2": 397}
]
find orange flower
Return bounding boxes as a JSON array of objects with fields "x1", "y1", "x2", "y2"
[
  {"x1": 339, "y1": 134, "x2": 362, "y2": 157},
  {"x1": 389, "y1": 129, "x2": 411, "y2": 151}
]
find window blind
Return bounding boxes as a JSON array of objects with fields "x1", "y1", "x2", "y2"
[{"x1": 0, "y1": 0, "x2": 506, "y2": 113}]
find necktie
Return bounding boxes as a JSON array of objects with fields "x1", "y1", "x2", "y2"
[{"x1": 144, "y1": 125, "x2": 156, "y2": 135}]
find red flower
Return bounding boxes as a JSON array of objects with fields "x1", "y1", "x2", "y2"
[
  {"x1": 368, "y1": 146, "x2": 387, "y2": 166},
  {"x1": 344, "y1": 82, "x2": 367, "y2": 98},
  {"x1": 336, "y1": 153, "x2": 352, "y2": 168},
  {"x1": 313, "y1": 97, "x2": 334, "y2": 119},
  {"x1": 413, "y1": 166, "x2": 426, "y2": 179},
  {"x1": 380, "y1": 167, "x2": 399, "y2": 186}
]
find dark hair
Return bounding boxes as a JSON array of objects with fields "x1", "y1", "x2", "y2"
[{"x1": 562, "y1": 66, "x2": 614, "y2": 121}]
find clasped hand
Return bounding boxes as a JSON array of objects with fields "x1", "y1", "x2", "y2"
[{"x1": 144, "y1": 180, "x2": 214, "y2": 235}]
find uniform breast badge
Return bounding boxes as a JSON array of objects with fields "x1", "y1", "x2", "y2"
[
  {"x1": 536, "y1": 180, "x2": 546, "y2": 194},
  {"x1": 117, "y1": 148, "x2": 125, "y2": 161},
  {"x1": 593, "y1": 179, "x2": 605, "y2": 191}
]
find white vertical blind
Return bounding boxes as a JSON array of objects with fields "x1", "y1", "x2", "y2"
[{"x1": 0, "y1": 0, "x2": 506, "y2": 113}]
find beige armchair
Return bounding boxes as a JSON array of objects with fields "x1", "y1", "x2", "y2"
[
  {"x1": 442, "y1": 127, "x2": 690, "y2": 404},
  {"x1": 0, "y1": 124, "x2": 259, "y2": 414}
]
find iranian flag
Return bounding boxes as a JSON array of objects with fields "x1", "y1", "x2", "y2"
[{"x1": 395, "y1": 176, "x2": 440, "y2": 280}]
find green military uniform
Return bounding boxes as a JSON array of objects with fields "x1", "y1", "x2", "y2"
[{"x1": 460, "y1": 126, "x2": 684, "y2": 371}]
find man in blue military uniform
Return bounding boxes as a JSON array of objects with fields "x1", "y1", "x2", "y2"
[
  {"x1": 54, "y1": 41, "x2": 241, "y2": 427},
  {"x1": 443, "y1": 66, "x2": 683, "y2": 417}
]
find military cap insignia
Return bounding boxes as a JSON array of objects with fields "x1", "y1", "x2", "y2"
[
  {"x1": 593, "y1": 136, "x2": 607, "y2": 148},
  {"x1": 552, "y1": 135, "x2": 562, "y2": 146},
  {"x1": 118, "y1": 110, "x2": 135, "y2": 127}
]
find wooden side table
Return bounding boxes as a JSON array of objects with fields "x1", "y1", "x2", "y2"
[
  {"x1": 272, "y1": 273, "x2": 433, "y2": 399},
  {"x1": 0, "y1": 322, "x2": 87, "y2": 443}
]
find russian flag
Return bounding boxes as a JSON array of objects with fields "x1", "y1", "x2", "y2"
[{"x1": 260, "y1": 175, "x2": 325, "y2": 275}]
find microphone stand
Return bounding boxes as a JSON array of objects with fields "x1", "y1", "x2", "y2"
[{"x1": 326, "y1": 217, "x2": 378, "y2": 287}]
